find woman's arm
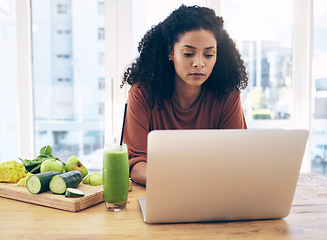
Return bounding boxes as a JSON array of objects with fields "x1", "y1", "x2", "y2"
[
  {"x1": 124, "y1": 84, "x2": 151, "y2": 186},
  {"x1": 218, "y1": 90, "x2": 247, "y2": 129},
  {"x1": 130, "y1": 162, "x2": 147, "y2": 186}
]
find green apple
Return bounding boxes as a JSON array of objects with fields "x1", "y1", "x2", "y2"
[
  {"x1": 65, "y1": 156, "x2": 88, "y2": 178},
  {"x1": 90, "y1": 172, "x2": 103, "y2": 186},
  {"x1": 83, "y1": 173, "x2": 103, "y2": 185},
  {"x1": 83, "y1": 174, "x2": 91, "y2": 184},
  {"x1": 40, "y1": 159, "x2": 63, "y2": 173}
]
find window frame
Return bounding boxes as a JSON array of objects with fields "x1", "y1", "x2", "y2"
[
  {"x1": 15, "y1": 0, "x2": 34, "y2": 159},
  {"x1": 291, "y1": 0, "x2": 313, "y2": 172}
]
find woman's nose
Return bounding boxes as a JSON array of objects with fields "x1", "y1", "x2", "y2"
[{"x1": 193, "y1": 55, "x2": 204, "y2": 68}]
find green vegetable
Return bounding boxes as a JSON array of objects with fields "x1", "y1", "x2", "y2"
[
  {"x1": 26, "y1": 171, "x2": 61, "y2": 194},
  {"x1": 40, "y1": 145, "x2": 53, "y2": 156},
  {"x1": 19, "y1": 145, "x2": 64, "y2": 174},
  {"x1": 65, "y1": 188, "x2": 85, "y2": 198},
  {"x1": 49, "y1": 170, "x2": 83, "y2": 194},
  {"x1": 19, "y1": 158, "x2": 44, "y2": 173}
]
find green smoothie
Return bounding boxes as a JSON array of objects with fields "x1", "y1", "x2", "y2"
[{"x1": 102, "y1": 144, "x2": 129, "y2": 205}]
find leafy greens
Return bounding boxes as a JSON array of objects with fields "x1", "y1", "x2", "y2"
[{"x1": 19, "y1": 145, "x2": 65, "y2": 173}]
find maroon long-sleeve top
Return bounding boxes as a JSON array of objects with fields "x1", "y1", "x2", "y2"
[{"x1": 123, "y1": 83, "x2": 247, "y2": 170}]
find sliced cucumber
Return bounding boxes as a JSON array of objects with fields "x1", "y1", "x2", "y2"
[
  {"x1": 49, "y1": 170, "x2": 83, "y2": 194},
  {"x1": 26, "y1": 171, "x2": 61, "y2": 194},
  {"x1": 65, "y1": 188, "x2": 85, "y2": 198}
]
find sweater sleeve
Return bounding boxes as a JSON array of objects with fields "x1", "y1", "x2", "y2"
[
  {"x1": 218, "y1": 90, "x2": 247, "y2": 129},
  {"x1": 123, "y1": 84, "x2": 151, "y2": 170}
]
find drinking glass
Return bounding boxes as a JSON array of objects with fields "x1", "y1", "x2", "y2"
[{"x1": 103, "y1": 143, "x2": 129, "y2": 211}]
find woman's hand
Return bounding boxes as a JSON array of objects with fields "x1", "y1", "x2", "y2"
[{"x1": 130, "y1": 162, "x2": 147, "y2": 186}]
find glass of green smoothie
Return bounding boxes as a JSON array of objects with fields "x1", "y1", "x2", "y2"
[{"x1": 103, "y1": 143, "x2": 129, "y2": 211}]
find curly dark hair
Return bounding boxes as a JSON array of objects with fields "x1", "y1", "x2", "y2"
[{"x1": 122, "y1": 5, "x2": 248, "y2": 110}]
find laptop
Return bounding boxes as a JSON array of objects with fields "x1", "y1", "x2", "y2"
[{"x1": 138, "y1": 129, "x2": 309, "y2": 224}]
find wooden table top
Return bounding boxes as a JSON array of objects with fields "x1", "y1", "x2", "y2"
[{"x1": 1, "y1": 172, "x2": 327, "y2": 239}]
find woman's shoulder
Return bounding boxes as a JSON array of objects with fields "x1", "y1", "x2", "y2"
[
  {"x1": 129, "y1": 82, "x2": 148, "y2": 92},
  {"x1": 129, "y1": 83, "x2": 149, "y2": 98},
  {"x1": 128, "y1": 83, "x2": 152, "y2": 109},
  {"x1": 226, "y1": 88, "x2": 241, "y2": 100}
]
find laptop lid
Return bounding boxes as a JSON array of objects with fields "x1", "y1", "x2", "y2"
[{"x1": 140, "y1": 129, "x2": 309, "y2": 224}]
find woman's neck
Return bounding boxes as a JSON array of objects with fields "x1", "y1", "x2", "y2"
[{"x1": 172, "y1": 81, "x2": 203, "y2": 110}]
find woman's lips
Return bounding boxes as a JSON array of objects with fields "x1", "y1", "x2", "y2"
[{"x1": 189, "y1": 73, "x2": 205, "y2": 79}]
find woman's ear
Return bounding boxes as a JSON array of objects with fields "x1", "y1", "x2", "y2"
[
  {"x1": 168, "y1": 45, "x2": 173, "y2": 61},
  {"x1": 168, "y1": 53, "x2": 173, "y2": 61}
]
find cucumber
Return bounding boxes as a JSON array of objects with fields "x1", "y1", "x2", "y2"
[
  {"x1": 65, "y1": 188, "x2": 85, "y2": 198},
  {"x1": 26, "y1": 171, "x2": 61, "y2": 194},
  {"x1": 49, "y1": 170, "x2": 83, "y2": 194}
]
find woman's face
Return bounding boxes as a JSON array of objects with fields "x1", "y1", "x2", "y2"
[{"x1": 169, "y1": 29, "x2": 217, "y2": 89}]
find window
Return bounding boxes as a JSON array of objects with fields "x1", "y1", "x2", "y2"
[
  {"x1": 98, "y1": 2, "x2": 105, "y2": 16},
  {"x1": 57, "y1": 29, "x2": 70, "y2": 34},
  {"x1": 0, "y1": 1, "x2": 19, "y2": 163},
  {"x1": 57, "y1": 78, "x2": 70, "y2": 82},
  {"x1": 311, "y1": 0, "x2": 327, "y2": 176},
  {"x1": 221, "y1": 0, "x2": 293, "y2": 127},
  {"x1": 98, "y1": 52, "x2": 105, "y2": 65},
  {"x1": 31, "y1": 0, "x2": 105, "y2": 171},
  {"x1": 57, "y1": 4, "x2": 68, "y2": 15},
  {"x1": 98, "y1": 27, "x2": 105, "y2": 40},
  {"x1": 98, "y1": 102, "x2": 105, "y2": 115},
  {"x1": 98, "y1": 77, "x2": 105, "y2": 90},
  {"x1": 57, "y1": 54, "x2": 70, "y2": 59},
  {"x1": 4, "y1": 0, "x2": 321, "y2": 173}
]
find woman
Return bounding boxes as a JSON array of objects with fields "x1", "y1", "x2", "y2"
[{"x1": 121, "y1": 5, "x2": 248, "y2": 186}]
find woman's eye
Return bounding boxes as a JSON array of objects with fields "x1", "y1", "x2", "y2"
[
  {"x1": 205, "y1": 54, "x2": 214, "y2": 58},
  {"x1": 183, "y1": 53, "x2": 194, "y2": 57}
]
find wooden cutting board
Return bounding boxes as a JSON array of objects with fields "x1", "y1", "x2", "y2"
[{"x1": 0, "y1": 182, "x2": 104, "y2": 212}]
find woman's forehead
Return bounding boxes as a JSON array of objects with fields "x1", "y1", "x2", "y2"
[{"x1": 175, "y1": 29, "x2": 217, "y2": 49}]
